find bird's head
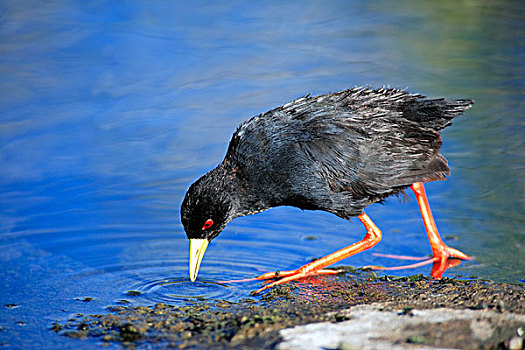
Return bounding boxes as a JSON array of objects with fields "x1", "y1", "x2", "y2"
[{"x1": 181, "y1": 169, "x2": 234, "y2": 282}]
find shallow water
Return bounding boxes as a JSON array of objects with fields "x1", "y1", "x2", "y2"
[{"x1": 1, "y1": 1, "x2": 524, "y2": 348}]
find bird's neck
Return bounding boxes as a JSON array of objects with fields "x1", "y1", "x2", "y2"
[{"x1": 215, "y1": 161, "x2": 272, "y2": 218}]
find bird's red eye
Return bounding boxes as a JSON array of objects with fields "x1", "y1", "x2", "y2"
[{"x1": 202, "y1": 218, "x2": 214, "y2": 230}]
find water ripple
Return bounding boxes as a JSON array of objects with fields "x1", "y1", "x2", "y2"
[{"x1": 126, "y1": 278, "x2": 235, "y2": 303}]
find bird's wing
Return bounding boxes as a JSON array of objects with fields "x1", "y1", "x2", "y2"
[
  {"x1": 292, "y1": 107, "x2": 449, "y2": 202},
  {"x1": 224, "y1": 89, "x2": 454, "y2": 217}
]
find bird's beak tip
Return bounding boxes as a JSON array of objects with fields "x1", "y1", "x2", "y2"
[{"x1": 189, "y1": 238, "x2": 209, "y2": 282}]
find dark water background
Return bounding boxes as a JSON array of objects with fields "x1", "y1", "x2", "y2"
[{"x1": 1, "y1": 1, "x2": 524, "y2": 348}]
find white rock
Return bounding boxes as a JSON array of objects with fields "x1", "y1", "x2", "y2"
[{"x1": 277, "y1": 304, "x2": 525, "y2": 350}]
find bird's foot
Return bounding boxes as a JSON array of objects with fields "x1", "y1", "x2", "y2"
[
  {"x1": 252, "y1": 268, "x2": 342, "y2": 294},
  {"x1": 219, "y1": 268, "x2": 342, "y2": 294},
  {"x1": 428, "y1": 244, "x2": 471, "y2": 278},
  {"x1": 368, "y1": 245, "x2": 471, "y2": 279}
]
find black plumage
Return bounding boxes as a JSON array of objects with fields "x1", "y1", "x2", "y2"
[{"x1": 181, "y1": 87, "x2": 473, "y2": 241}]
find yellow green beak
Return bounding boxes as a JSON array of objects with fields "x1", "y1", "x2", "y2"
[{"x1": 189, "y1": 239, "x2": 209, "y2": 282}]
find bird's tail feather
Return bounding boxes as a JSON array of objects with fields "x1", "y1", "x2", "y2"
[{"x1": 401, "y1": 98, "x2": 474, "y2": 131}]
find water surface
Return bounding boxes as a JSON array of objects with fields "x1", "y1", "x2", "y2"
[{"x1": 1, "y1": 1, "x2": 524, "y2": 348}]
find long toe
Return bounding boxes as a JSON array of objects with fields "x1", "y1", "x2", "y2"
[
  {"x1": 373, "y1": 253, "x2": 430, "y2": 261},
  {"x1": 370, "y1": 245, "x2": 471, "y2": 278},
  {"x1": 367, "y1": 257, "x2": 437, "y2": 271},
  {"x1": 252, "y1": 269, "x2": 342, "y2": 294},
  {"x1": 253, "y1": 271, "x2": 310, "y2": 294},
  {"x1": 219, "y1": 268, "x2": 299, "y2": 283},
  {"x1": 442, "y1": 246, "x2": 471, "y2": 261}
]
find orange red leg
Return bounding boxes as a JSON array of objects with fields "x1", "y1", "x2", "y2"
[
  {"x1": 410, "y1": 182, "x2": 471, "y2": 277},
  {"x1": 222, "y1": 182, "x2": 470, "y2": 293},
  {"x1": 241, "y1": 212, "x2": 382, "y2": 294},
  {"x1": 372, "y1": 182, "x2": 471, "y2": 278}
]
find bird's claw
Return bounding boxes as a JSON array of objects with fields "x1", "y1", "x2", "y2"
[
  {"x1": 368, "y1": 245, "x2": 471, "y2": 279},
  {"x1": 252, "y1": 268, "x2": 342, "y2": 294},
  {"x1": 221, "y1": 268, "x2": 342, "y2": 294}
]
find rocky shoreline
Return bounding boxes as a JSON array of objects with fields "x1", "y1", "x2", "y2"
[{"x1": 56, "y1": 270, "x2": 525, "y2": 349}]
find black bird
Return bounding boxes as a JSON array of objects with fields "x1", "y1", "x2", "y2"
[{"x1": 181, "y1": 87, "x2": 473, "y2": 293}]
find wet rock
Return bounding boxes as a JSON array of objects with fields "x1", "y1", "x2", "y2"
[
  {"x1": 61, "y1": 330, "x2": 87, "y2": 339},
  {"x1": 334, "y1": 313, "x2": 351, "y2": 322},
  {"x1": 76, "y1": 322, "x2": 89, "y2": 331},
  {"x1": 126, "y1": 290, "x2": 142, "y2": 296},
  {"x1": 75, "y1": 297, "x2": 94, "y2": 302},
  {"x1": 55, "y1": 271, "x2": 525, "y2": 349},
  {"x1": 119, "y1": 323, "x2": 142, "y2": 341},
  {"x1": 50, "y1": 323, "x2": 62, "y2": 332}
]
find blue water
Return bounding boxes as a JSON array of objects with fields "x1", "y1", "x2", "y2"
[{"x1": 1, "y1": 1, "x2": 524, "y2": 348}]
